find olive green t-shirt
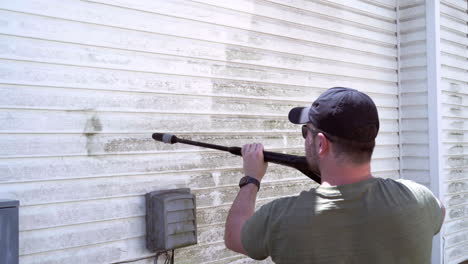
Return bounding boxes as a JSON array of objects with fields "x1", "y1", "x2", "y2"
[{"x1": 241, "y1": 177, "x2": 444, "y2": 264}]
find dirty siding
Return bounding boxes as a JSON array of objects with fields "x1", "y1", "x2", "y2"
[
  {"x1": 440, "y1": 0, "x2": 468, "y2": 263},
  {"x1": 398, "y1": 0, "x2": 468, "y2": 263},
  {"x1": 0, "y1": 0, "x2": 401, "y2": 263}
]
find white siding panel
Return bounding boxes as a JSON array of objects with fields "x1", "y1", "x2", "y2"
[
  {"x1": 0, "y1": 1, "x2": 397, "y2": 57},
  {"x1": 397, "y1": 0, "x2": 432, "y2": 200},
  {"x1": 0, "y1": 60, "x2": 398, "y2": 99},
  {"x1": 441, "y1": 39, "x2": 468, "y2": 57},
  {"x1": 20, "y1": 217, "x2": 146, "y2": 255},
  {"x1": 86, "y1": 0, "x2": 397, "y2": 44},
  {"x1": 261, "y1": 0, "x2": 397, "y2": 27},
  {"x1": 441, "y1": 15, "x2": 468, "y2": 35},
  {"x1": 442, "y1": 53, "x2": 468, "y2": 71},
  {"x1": 19, "y1": 237, "x2": 152, "y2": 264},
  {"x1": 0, "y1": 0, "x2": 399, "y2": 263},
  {"x1": 442, "y1": 66, "x2": 468, "y2": 83},
  {"x1": 401, "y1": 105, "x2": 429, "y2": 118},
  {"x1": 269, "y1": 0, "x2": 397, "y2": 21},
  {"x1": 399, "y1": 4, "x2": 425, "y2": 19},
  {"x1": 440, "y1": 0, "x2": 468, "y2": 262},
  {"x1": 445, "y1": 230, "x2": 468, "y2": 256},
  {"x1": 0, "y1": 109, "x2": 397, "y2": 134},
  {"x1": 0, "y1": 85, "x2": 309, "y2": 118},
  {"x1": 0, "y1": 132, "x2": 305, "y2": 157},
  {"x1": 0, "y1": 11, "x2": 394, "y2": 70},
  {"x1": 400, "y1": 17, "x2": 426, "y2": 33},
  {"x1": 400, "y1": 41, "x2": 427, "y2": 56},
  {"x1": 18, "y1": 239, "x2": 240, "y2": 264},
  {"x1": 0, "y1": 36, "x2": 396, "y2": 83},
  {"x1": 0, "y1": 85, "x2": 399, "y2": 121},
  {"x1": 400, "y1": 30, "x2": 427, "y2": 43},
  {"x1": 190, "y1": 0, "x2": 397, "y2": 31},
  {"x1": 3, "y1": 167, "x2": 308, "y2": 210},
  {"x1": 441, "y1": 28, "x2": 468, "y2": 46},
  {"x1": 442, "y1": 0, "x2": 468, "y2": 10},
  {"x1": 0, "y1": 141, "x2": 402, "y2": 184}
]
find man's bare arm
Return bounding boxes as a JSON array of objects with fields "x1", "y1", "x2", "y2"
[
  {"x1": 224, "y1": 184, "x2": 257, "y2": 254},
  {"x1": 224, "y1": 143, "x2": 268, "y2": 255}
]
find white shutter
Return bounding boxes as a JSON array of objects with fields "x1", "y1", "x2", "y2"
[
  {"x1": 0, "y1": 0, "x2": 398, "y2": 263},
  {"x1": 440, "y1": 0, "x2": 468, "y2": 263}
]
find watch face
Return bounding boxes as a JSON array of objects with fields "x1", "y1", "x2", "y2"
[
  {"x1": 240, "y1": 177, "x2": 249, "y2": 185},
  {"x1": 239, "y1": 176, "x2": 260, "y2": 190}
]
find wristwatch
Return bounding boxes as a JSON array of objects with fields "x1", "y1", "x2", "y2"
[{"x1": 239, "y1": 176, "x2": 260, "y2": 191}]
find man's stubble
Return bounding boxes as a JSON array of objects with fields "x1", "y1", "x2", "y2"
[{"x1": 305, "y1": 138, "x2": 321, "y2": 176}]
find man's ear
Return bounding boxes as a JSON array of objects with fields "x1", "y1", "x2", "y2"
[{"x1": 317, "y1": 133, "x2": 328, "y2": 155}]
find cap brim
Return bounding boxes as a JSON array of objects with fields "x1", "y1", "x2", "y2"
[{"x1": 288, "y1": 107, "x2": 310, "y2": 124}]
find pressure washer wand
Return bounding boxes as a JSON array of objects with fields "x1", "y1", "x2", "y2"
[{"x1": 152, "y1": 133, "x2": 321, "y2": 184}]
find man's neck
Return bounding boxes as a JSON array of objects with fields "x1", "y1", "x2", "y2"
[{"x1": 319, "y1": 161, "x2": 373, "y2": 187}]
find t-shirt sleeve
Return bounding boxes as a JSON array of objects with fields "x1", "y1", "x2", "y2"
[
  {"x1": 241, "y1": 201, "x2": 274, "y2": 260},
  {"x1": 402, "y1": 180, "x2": 444, "y2": 235},
  {"x1": 424, "y1": 188, "x2": 444, "y2": 234}
]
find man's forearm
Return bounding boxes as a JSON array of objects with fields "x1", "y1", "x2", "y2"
[{"x1": 224, "y1": 184, "x2": 258, "y2": 254}]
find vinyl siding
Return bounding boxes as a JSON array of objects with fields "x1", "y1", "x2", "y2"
[
  {"x1": 398, "y1": 1, "x2": 468, "y2": 263},
  {"x1": 398, "y1": 0, "x2": 431, "y2": 185},
  {"x1": 0, "y1": 0, "x2": 399, "y2": 263},
  {"x1": 440, "y1": 0, "x2": 468, "y2": 263}
]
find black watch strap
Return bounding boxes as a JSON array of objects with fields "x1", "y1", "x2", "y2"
[{"x1": 239, "y1": 176, "x2": 260, "y2": 191}]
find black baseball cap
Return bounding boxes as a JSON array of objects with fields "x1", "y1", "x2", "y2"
[{"x1": 288, "y1": 87, "x2": 379, "y2": 142}]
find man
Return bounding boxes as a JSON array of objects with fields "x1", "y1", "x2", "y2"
[{"x1": 224, "y1": 87, "x2": 445, "y2": 263}]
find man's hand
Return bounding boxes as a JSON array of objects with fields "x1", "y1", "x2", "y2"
[{"x1": 241, "y1": 143, "x2": 268, "y2": 181}]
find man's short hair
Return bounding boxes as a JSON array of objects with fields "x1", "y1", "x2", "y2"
[{"x1": 327, "y1": 134, "x2": 375, "y2": 164}]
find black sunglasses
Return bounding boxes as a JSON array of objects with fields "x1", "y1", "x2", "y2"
[{"x1": 301, "y1": 125, "x2": 333, "y2": 142}]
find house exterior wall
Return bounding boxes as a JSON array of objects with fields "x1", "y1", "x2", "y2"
[
  {"x1": 439, "y1": 0, "x2": 468, "y2": 263},
  {"x1": 7, "y1": 0, "x2": 468, "y2": 263},
  {"x1": 398, "y1": 0, "x2": 431, "y2": 186}
]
